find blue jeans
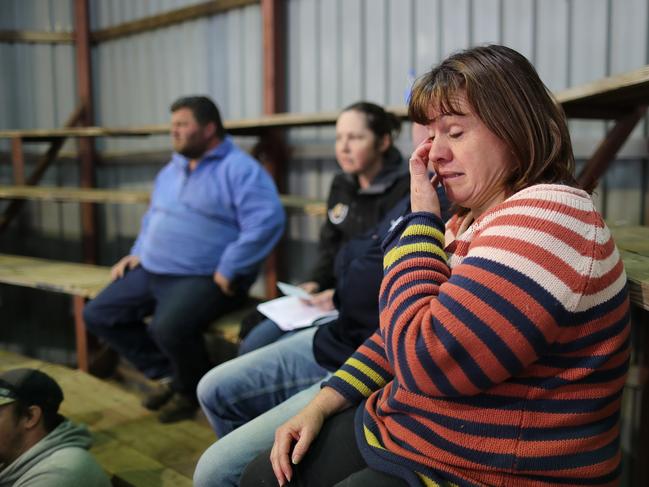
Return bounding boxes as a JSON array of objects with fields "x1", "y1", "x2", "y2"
[
  {"x1": 238, "y1": 317, "x2": 296, "y2": 355},
  {"x1": 83, "y1": 266, "x2": 246, "y2": 396},
  {"x1": 194, "y1": 327, "x2": 329, "y2": 487}
]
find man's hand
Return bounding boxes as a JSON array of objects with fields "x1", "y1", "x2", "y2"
[
  {"x1": 213, "y1": 271, "x2": 234, "y2": 296},
  {"x1": 110, "y1": 255, "x2": 140, "y2": 280}
]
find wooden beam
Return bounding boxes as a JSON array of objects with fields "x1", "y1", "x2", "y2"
[
  {"x1": 0, "y1": 1, "x2": 259, "y2": 46},
  {"x1": 0, "y1": 107, "x2": 85, "y2": 233},
  {"x1": 0, "y1": 108, "x2": 407, "y2": 140},
  {"x1": 577, "y1": 106, "x2": 647, "y2": 193},
  {"x1": 73, "y1": 296, "x2": 89, "y2": 372},
  {"x1": 91, "y1": 0, "x2": 258, "y2": 43},
  {"x1": 262, "y1": 0, "x2": 285, "y2": 115},
  {"x1": 0, "y1": 30, "x2": 74, "y2": 44},
  {"x1": 259, "y1": 0, "x2": 286, "y2": 299},
  {"x1": 0, "y1": 185, "x2": 326, "y2": 215},
  {"x1": 11, "y1": 137, "x2": 25, "y2": 185},
  {"x1": 75, "y1": 0, "x2": 98, "y2": 265}
]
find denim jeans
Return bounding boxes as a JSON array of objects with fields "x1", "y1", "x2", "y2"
[
  {"x1": 83, "y1": 266, "x2": 246, "y2": 396},
  {"x1": 238, "y1": 317, "x2": 296, "y2": 355},
  {"x1": 194, "y1": 327, "x2": 329, "y2": 487}
]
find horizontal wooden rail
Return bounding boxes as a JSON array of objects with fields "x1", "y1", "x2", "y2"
[
  {"x1": 0, "y1": 107, "x2": 407, "y2": 140},
  {"x1": 1, "y1": 64, "x2": 648, "y2": 141},
  {"x1": 0, "y1": 185, "x2": 327, "y2": 216},
  {"x1": 556, "y1": 65, "x2": 649, "y2": 119},
  {"x1": 609, "y1": 226, "x2": 649, "y2": 312},
  {"x1": 0, "y1": 253, "x2": 110, "y2": 299},
  {"x1": 0, "y1": 0, "x2": 259, "y2": 46},
  {"x1": 0, "y1": 30, "x2": 74, "y2": 44}
]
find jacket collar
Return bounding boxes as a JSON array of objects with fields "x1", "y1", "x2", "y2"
[
  {"x1": 344, "y1": 146, "x2": 407, "y2": 195},
  {"x1": 171, "y1": 136, "x2": 234, "y2": 170}
]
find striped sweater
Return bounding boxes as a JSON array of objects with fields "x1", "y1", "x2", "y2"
[{"x1": 324, "y1": 184, "x2": 630, "y2": 487}]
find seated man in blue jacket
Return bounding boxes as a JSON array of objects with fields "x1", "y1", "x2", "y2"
[{"x1": 83, "y1": 96, "x2": 286, "y2": 423}]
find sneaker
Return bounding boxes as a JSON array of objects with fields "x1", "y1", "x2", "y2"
[
  {"x1": 141, "y1": 382, "x2": 174, "y2": 411},
  {"x1": 157, "y1": 393, "x2": 198, "y2": 423}
]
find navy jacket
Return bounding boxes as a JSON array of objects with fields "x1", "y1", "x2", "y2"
[
  {"x1": 312, "y1": 184, "x2": 450, "y2": 371},
  {"x1": 312, "y1": 195, "x2": 410, "y2": 370}
]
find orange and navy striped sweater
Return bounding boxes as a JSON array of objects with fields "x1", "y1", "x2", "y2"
[{"x1": 324, "y1": 184, "x2": 630, "y2": 487}]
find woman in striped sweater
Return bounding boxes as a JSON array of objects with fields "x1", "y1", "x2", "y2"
[{"x1": 241, "y1": 45, "x2": 630, "y2": 487}]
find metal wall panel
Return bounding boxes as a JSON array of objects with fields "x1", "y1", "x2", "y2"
[
  {"x1": 91, "y1": 3, "x2": 262, "y2": 155},
  {"x1": 0, "y1": 0, "x2": 77, "y2": 134},
  {"x1": 89, "y1": 0, "x2": 209, "y2": 29}
]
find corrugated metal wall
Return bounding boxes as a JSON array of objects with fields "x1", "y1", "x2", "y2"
[
  {"x1": 1, "y1": 0, "x2": 648, "y2": 358},
  {"x1": 90, "y1": 0, "x2": 263, "y2": 154},
  {"x1": 283, "y1": 0, "x2": 649, "y2": 228}
]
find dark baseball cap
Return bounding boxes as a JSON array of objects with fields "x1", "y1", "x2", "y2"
[{"x1": 0, "y1": 368, "x2": 64, "y2": 412}]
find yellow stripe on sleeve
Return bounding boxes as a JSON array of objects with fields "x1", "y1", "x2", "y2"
[
  {"x1": 417, "y1": 473, "x2": 459, "y2": 487},
  {"x1": 384, "y1": 242, "x2": 447, "y2": 269},
  {"x1": 332, "y1": 370, "x2": 374, "y2": 397},
  {"x1": 363, "y1": 425, "x2": 386, "y2": 450},
  {"x1": 346, "y1": 357, "x2": 387, "y2": 388},
  {"x1": 402, "y1": 224, "x2": 444, "y2": 244}
]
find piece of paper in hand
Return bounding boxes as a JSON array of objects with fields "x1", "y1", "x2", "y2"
[
  {"x1": 277, "y1": 281, "x2": 312, "y2": 300},
  {"x1": 257, "y1": 296, "x2": 339, "y2": 331}
]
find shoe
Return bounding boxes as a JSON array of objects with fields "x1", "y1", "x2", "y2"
[
  {"x1": 157, "y1": 393, "x2": 198, "y2": 423},
  {"x1": 142, "y1": 382, "x2": 173, "y2": 410},
  {"x1": 88, "y1": 344, "x2": 119, "y2": 379}
]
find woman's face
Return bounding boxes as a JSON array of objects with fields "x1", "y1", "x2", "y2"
[
  {"x1": 423, "y1": 93, "x2": 514, "y2": 217},
  {"x1": 335, "y1": 110, "x2": 386, "y2": 178}
]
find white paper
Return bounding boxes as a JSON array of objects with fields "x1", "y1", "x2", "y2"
[
  {"x1": 257, "y1": 296, "x2": 339, "y2": 331},
  {"x1": 277, "y1": 281, "x2": 312, "y2": 300}
]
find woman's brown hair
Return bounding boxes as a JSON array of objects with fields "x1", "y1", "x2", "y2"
[{"x1": 409, "y1": 45, "x2": 577, "y2": 194}]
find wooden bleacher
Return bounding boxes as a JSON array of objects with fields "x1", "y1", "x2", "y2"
[
  {"x1": 0, "y1": 185, "x2": 327, "y2": 216},
  {"x1": 0, "y1": 253, "x2": 253, "y2": 372},
  {"x1": 609, "y1": 226, "x2": 649, "y2": 311},
  {"x1": 0, "y1": 348, "x2": 214, "y2": 486}
]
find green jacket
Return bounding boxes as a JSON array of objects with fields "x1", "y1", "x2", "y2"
[{"x1": 0, "y1": 419, "x2": 110, "y2": 487}]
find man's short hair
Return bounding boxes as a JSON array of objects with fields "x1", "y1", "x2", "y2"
[
  {"x1": 0, "y1": 368, "x2": 65, "y2": 432},
  {"x1": 170, "y1": 96, "x2": 226, "y2": 139}
]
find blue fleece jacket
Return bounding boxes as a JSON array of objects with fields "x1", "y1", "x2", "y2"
[{"x1": 131, "y1": 137, "x2": 285, "y2": 280}]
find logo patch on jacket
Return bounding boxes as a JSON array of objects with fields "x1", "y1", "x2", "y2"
[{"x1": 328, "y1": 203, "x2": 349, "y2": 225}]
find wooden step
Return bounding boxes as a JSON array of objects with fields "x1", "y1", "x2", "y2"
[{"x1": 0, "y1": 349, "x2": 214, "y2": 486}]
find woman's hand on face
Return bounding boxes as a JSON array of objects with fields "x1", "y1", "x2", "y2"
[
  {"x1": 409, "y1": 141, "x2": 441, "y2": 216},
  {"x1": 270, "y1": 404, "x2": 326, "y2": 486}
]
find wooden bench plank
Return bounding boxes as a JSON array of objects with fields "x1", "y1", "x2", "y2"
[
  {"x1": 0, "y1": 253, "x2": 110, "y2": 299},
  {"x1": 556, "y1": 65, "x2": 649, "y2": 118},
  {"x1": 0, "y1": 350, "x2": 213, "y2": 486},
  {"x1": 0, "y1": 185, "x2": 326, "y2": 216},
  {"x1": 0, "y1": 64, "x2": 645, "y2": 142},
  {"x1": 610, "y1": 226, "x2": 649, "y2": 312},
  {"x1": 0, "y1": 253, "x2": 251, "y2": 370}
]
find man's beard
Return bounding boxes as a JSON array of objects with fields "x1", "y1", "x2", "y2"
[{"x1": 177, "y1": 143, "x2": 208, "y2": 160}]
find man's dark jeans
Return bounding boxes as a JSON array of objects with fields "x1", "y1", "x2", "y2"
[{"x1": 83, "y1": 266, "x2": 246, "y2": 396}]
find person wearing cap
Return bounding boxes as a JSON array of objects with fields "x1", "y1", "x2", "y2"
[{"x1": 0, "y1": 368, "x2": 110, "y2": 487}]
